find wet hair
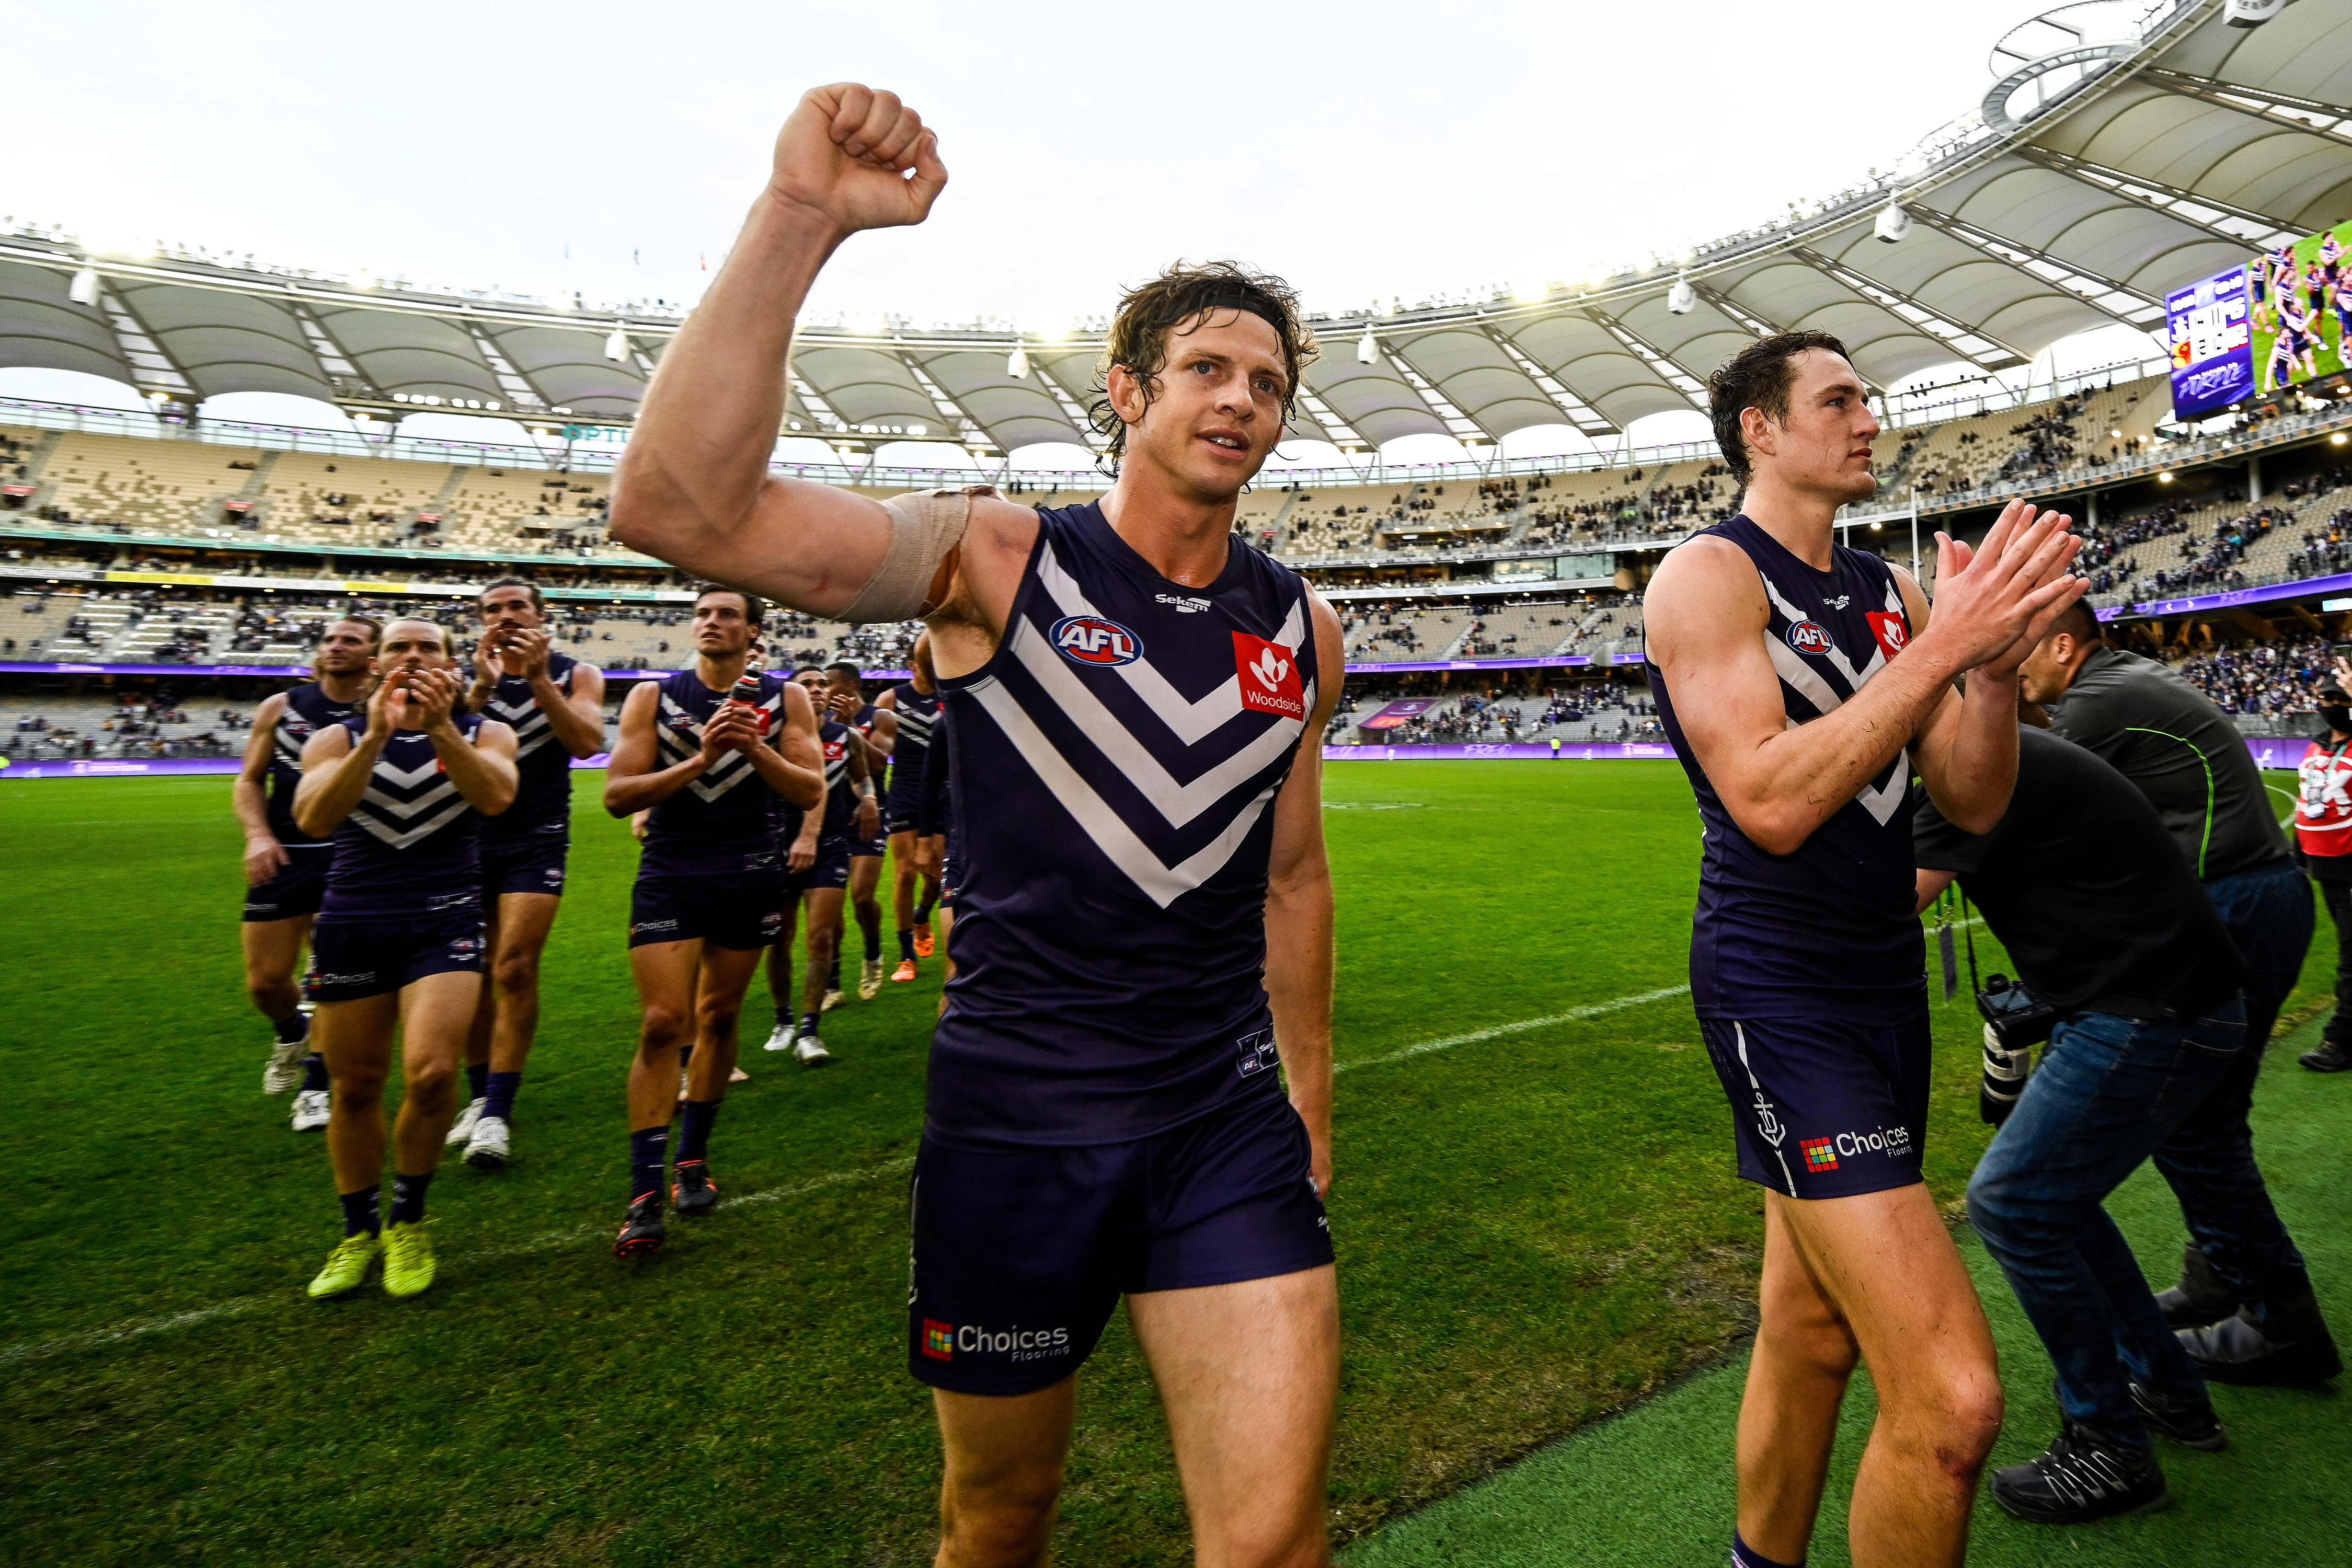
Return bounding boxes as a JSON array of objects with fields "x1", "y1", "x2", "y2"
[
  {"x1": 1088, "y1": 261, "x2": 1317, "y2": 475},
  {"x1": 691, "y1": 584, "x2": 765, "y2": 628},
  {"x1": 478, "y1": 575, "x2": 543, "y2": 612},
  {"x1": 1707, "y1": 330, "x2": 1856, "y2": 487}
]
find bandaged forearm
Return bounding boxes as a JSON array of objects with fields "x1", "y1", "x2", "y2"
[
  {"x1": 855, "y1": 775, "x2": 875, "y2": 798},
  {"x1": 838, "y1": 485, "x2": 995, "y2": 622}
]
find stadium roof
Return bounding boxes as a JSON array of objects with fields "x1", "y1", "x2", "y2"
[{"x1": 2, "y1": 0, "x2": 2345, "y2": 453}]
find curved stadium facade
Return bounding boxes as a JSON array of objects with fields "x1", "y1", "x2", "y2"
[{"x1": 2, "y1": 0, "x2": 2349, "y2": 744}]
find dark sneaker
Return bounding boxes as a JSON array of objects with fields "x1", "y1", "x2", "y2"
[
  {"x1": 1990, "y1": 1421, "x2": 2170, "y2": 1524},
  {"x1": 613, "y1": 1195, "x2": 666, "y2": 1258},
  {"x1": 2300, "y1": 1039, "x2": 2352, "y2": 1072},
  {"x1": 672, "y1": 1161, "x2": 721, "y2": 1217},
  {"x1": 2126, "y1": 1379, "x2": 2228, "y2": 1451},
  {"x1": 2155, "y1": 1243, "x2": 2240, "y2": 1330},
  {"x1": 2182, "y1": 1310, "x2": 2344, "y2": 1388}
]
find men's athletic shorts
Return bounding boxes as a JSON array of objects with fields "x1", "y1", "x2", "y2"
[
  {"x1": 784, "y1": 835, "x2": 852, "y2": 895},
  {"x1": 884, "y1": 781, "x2": 927, "y2": 838},
  {"x1": 1699, "y1": 1013, "x2": 1931, "y2": 1200},
  {"x1": 847, "y1": 829, "x2": 886, "y2": 860},
  {"x1": 628, "y1": 870, "x2": 788, "y2": 951},
  {"x1": 243, "y1": 849, "x2": 330, "y2": 922},
  {"x1": 305, "y1": 912, "x2": 486, "y2": 1003},
  {"x1": 480, "y1": 831, "x2": 569, "y2": 899},
  {"x1": 907, "y1": 1089, "x2": 1333, "y2": 1396}
]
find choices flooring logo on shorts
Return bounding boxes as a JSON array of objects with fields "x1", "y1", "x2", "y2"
[
  {"x1": 920, "y1": 1320, "x2": 1071, "y2": 1364},
  {"x1": 1802, "y1": 1125, "x2": 1916, "y2": 1173}
]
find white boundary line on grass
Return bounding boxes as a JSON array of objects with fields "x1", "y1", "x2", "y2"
[
  {"x1": 1331, "y1": 985, "x2": 1691, "y2": 1074},
  {"x1": 2, "y1": 984, "x2": 1702, "y2": 1368}
]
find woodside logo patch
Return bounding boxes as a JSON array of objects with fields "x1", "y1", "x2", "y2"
[{"x1": 1233, "y1": 632, "x2": 1304, "y2": 718}]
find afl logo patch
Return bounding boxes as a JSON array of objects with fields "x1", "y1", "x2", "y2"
[
  {"x1": 1785, "y1": 620, "x2": 1834, "y2": 656},
  {"x1": 1051, "y1": 615, "x2": 1142, "y2": 667}
]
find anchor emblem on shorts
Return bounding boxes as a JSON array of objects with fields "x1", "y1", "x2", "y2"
[{"x1": 1752, "y1": 1092, "x2": 1787, "y2": 1147}]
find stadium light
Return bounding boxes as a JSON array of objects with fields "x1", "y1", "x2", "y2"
[
  {"x1": 1007, "y1": 343, "x2": 1029, "y2": 378},
  {"x1": 2159, "y1": 471, "x2": 2174, "y2": 483},
  {"x1": 2334, "y1": 433, "x2": 2348, "y2": 446},
  {"x1": 1667, "y1": 278, "x2": 1696, "y2": 315},
  {"x1": 68, "y1": 266, "x2": 98, "y2": 306},
  {"x1": 1357, "y1": 329, "x2": 1378, "y2": 365},
  {"x1": 604, "y1": 324, "x2": 630, "y2": 362},
  {"x1": 1873, "y1": 203, "x2": 1912, "y2": 244},
  {"x1": 2225, "y1": 0, "x2": 2284, "y2": 24}
]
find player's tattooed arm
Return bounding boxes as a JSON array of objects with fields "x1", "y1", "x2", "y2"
[
  {"x1": 234, "y1": 691, "x2": 289, "y2": 885},
  {"x1": 1264, "y1": 594, "x2": 1346, "y2": 1197}
]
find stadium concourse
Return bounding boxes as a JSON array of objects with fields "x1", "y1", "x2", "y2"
[{"x1": 8, "y1": 0, "x2": 2352, "y2": 1562}]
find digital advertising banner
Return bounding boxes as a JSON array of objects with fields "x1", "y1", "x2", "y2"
[
  {"x1": 2167, "y1": 262, "x2": 2254, "y2": 420},
  {"x1": 2251, "y1": 220, "x2": 2352, "y2": 400}
]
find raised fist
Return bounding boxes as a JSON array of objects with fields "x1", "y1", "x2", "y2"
[{"x1": 769, "y1": 84, "x2": 947, "y2": 237}]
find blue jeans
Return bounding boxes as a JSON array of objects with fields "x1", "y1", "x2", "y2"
[
  {"x1": 1968, "y1": 998, "x2": 2247, "y2": 1449},
  {"x1": 2167, "y1": 859, "x2": 2315, "y2": 1320}
]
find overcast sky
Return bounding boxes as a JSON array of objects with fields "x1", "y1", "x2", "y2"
[{"x1": 4, "y1": 0, "x2": 2157, "y2": 460}]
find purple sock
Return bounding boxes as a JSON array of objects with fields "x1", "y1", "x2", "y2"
[
  {"x1": 300, "y1": 1052, "x2": 329, "y2": 1092},
  {"x1": 465, "y1": 1060, "x2": 488, "y2": 1101},
  {"x1": 1731, "y1": 1531, "x2": 1803, "y2": 1568},
  {"x1": 678, "y1": 1098, "x2": 721, "y2": 1164},
  {"x1": 338, "y1": 1184, "x2": 380, "y2": 1238},
  {"x1": 629, "y1": 1125, "x2": 668, "y2": 1207},
  {"x1": 482, "y1": 1070, "x2": 521, "y2": 1123},
  {"x1": 388, "y1": 1170, "x2": 432, "y2": 1227}
]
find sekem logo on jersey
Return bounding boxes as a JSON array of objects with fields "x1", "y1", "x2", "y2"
[{"x1": 1050, "y1": 615, "x2": 1143, "y2": 667}]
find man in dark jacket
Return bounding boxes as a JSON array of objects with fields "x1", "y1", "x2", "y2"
[
  {"x1": 2018, "y1": 604, "x2": 2337, "y2": 1387},
  {"x1": 1920, "y1": 726, "x2": 2253, "y2": 1523}
]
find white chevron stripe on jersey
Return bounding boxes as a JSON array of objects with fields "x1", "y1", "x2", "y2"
[
  {"x1": 655, "y1": 693, "x2": 774, "y2": 803},
  {"x1": 1753, "y1": 570, "x2": 1909, "y2": 826},
  {"x1": 968, "y1": 676, "x2": 1283, "y2": 909},
  {"x1": 1034, "y1": 544, "x2": 1307, "y2": 746},
  {"x1": 1007, "y1": 616, "x2": 1308, "y2": 829},
  {"x1": 360, "y1": 779, "x2": 464, "y2": 822},
  {"x1": 486, "y1": 697, "x2": 556, "y2": 758},
  {"x1": 353, "y1": 793, "x2": 474, "y2": 848},
  {"x1": 370, "y1": 755, "x2": 446, "y2": 792}
]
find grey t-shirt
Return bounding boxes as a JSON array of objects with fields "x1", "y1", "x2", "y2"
[{"x1": 2048, "y1": 646, "x2": 2290, "y2": 883}]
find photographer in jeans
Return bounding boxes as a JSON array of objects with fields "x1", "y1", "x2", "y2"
[
  {"x1": 1917, "y1": 724, "x2": 2247, "y2": 1525},
  {"x1": 2018, "y1": 603, "x2": 2336, "y2": 1385}
]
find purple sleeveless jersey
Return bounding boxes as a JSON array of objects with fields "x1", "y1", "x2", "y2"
[
  {"x1": 930, "y1": 502, "x2": 1318, "y2": 1147},
  {"x1": 266, "y1": 681, "x2": 361, "y2": 849},
  {"x1": 638, "y1": 668, "x2": 789, "y2": 879},
  {"x1": 476, "y1": 650, "x2": 579, "y2": 844},
  {"x1": 1648, "y1": 515, "x2": 1927, "y2": 1023},
  {"x1": 318, "y1": 711, "x2": 489, "y2": 922}
]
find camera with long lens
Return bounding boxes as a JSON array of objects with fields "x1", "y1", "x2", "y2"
[{"x1": 1976, "y1": 974, "x2": 2056, "y2": 1126}]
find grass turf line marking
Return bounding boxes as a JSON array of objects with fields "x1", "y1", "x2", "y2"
[
  {"x1": 1333, "y1": 985, "x2": 1692, "y2": 1074},
  {"x1": 0, "y1": 1157, "x2": 916, "y2": 1369},
  {"x1": 2, "y1": 977, "x2": 1700, "y2": 1366}
]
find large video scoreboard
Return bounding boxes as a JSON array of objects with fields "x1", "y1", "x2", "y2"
[{"x1": 2171, "y1": 219, "x2": 2352, "y2": 421}]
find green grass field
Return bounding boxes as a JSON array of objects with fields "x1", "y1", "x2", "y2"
[{"x1": 0, "y1": 761, "x2": 2338, "y2": 1566}]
